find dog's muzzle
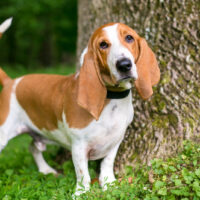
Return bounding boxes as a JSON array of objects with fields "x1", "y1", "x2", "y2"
[
  {"x1": 116, "y1": 58, "x2": 138, "y2": 82},
  {"x1": 116, "y1": 58, "x2": 132, "y2": 73}
]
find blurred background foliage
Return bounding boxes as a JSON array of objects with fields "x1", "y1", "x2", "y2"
[{"x1": 0, "y1": 0, "x2": 77, "y2": 69}]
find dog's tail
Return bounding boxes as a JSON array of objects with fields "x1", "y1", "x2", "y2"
[
  {"x1": 0, "y1": 17, "x2": 12, "y2": 38},
  {"x1": 0, "y1": 18, "x2": 12, "y2": 87},
  {"x1": 0, "y1": 68, "x2": 11, "y2": 86}
]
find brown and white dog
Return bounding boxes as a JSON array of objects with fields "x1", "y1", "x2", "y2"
[{"x1": 0, "y1": 19, "x2": 160, "y2": 195}]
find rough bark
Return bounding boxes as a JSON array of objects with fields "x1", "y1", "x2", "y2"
[{"x1": 77, "y1": 0, "x2": 200, "y2": 173}]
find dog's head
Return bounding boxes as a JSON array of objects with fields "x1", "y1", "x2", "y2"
[{"x1": 78, "y1": 23, "x2": 160, "y2": 119}]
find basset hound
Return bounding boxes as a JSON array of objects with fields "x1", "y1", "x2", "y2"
[{"x1": 0, "y1": 18, "x2": 160, "y2": 196}]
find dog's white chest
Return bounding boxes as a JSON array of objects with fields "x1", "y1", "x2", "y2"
[{"x1": 70, "y1": 93, "x2": 134, "y2": 160}]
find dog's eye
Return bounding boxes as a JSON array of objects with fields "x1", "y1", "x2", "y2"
[
  {"x1": 100, "y1": 41, "x2": 109, "y2": 49},
  {"x1": 125, "y1": 35, "x2": 134, "y2": 43}
]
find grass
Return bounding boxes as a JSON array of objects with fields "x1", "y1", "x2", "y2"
[
  {"x1": 0, "y1": 66, "x2": 200, "y2": 199},
  {"x1": 0, "y1": 135, "x2": 199, "y2": 200}
]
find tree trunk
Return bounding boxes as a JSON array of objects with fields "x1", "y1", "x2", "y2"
[{"x1": 77, "y1": 0, "x2": 200, "y2": 173}]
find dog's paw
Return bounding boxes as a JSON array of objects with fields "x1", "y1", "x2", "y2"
[
  {"x1": 72, "y1": 189, "x2": 88, "y2": 200},
  {"x1": 39, "y1": 167, "x2": 58, "y2": 175},
  {"x1": 99, "y1": 176, "x2": 116, "y2": 191},
  {"x1": 72, "y1": 183, "x2": 90, "y2": 199}
]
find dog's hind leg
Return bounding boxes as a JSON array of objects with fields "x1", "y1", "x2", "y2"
[
  {"x1": 29, "y1": 132, "x2": 57, "y2": 175},
  {"x1": 0, "y1": 127, "x2": 8, "y2": 152},
  {"x1": 0, "y1": 124, "x2": 28, "y2": 153},
  {"x1": 0, "y1": 128, "x2": 18, "y2": 152}
]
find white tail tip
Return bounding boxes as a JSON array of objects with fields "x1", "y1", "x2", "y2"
[{"x1": 0, "y1": 17, "x2": 13, "y2": 34}]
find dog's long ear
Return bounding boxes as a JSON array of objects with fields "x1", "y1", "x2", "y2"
[
  {"x1": 135, "y1": 38, "x2": 160, "y2": 99},
  {"x1": 77, "y1": 48, "x2": 107, "y2": 120}
]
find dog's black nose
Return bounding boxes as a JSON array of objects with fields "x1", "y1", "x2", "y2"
[{"x1": 116, "y1": 58, "x2": 132, "y2": 72}]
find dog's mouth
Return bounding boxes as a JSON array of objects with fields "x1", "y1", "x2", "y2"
[
  {"x1": 104, "y1": 72, "x2": 136, "y2": 91},
  {"x1": 118, "y1": 76, "x2": 132, "y2": 82},
  {"x1": 106, "y1": 78, "x2": 133, "y2": 92}
]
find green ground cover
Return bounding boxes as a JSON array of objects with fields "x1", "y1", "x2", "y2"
[{"x1": 0, "y1": 134, "x2": 199, "y2": 200}]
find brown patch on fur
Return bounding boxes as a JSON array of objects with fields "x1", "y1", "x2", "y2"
[
  {"x1": 16, "y1": 74, "x2": 109, "y2": 130},
  {"x1": 0, "y1": 33, "x2": 2, "y2": 39},
  {"x1": 16, "y1": 74, "x2": 67, "y2": 130},
  {"x1": 0, "y1": 79, "x2": 14, "y2": 125}
]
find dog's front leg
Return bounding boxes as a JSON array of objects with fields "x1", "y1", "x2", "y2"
[
  {"x1": 99, "y1": 142, "x2": 121, "y2": 190},
  {"x1": 72, "y1": 144, "x2": 91, "y2": 196}
]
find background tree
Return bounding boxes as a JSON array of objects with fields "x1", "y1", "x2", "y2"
[{"x1": 77, "y1": 0, "x2": 200, "y2": 172}]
